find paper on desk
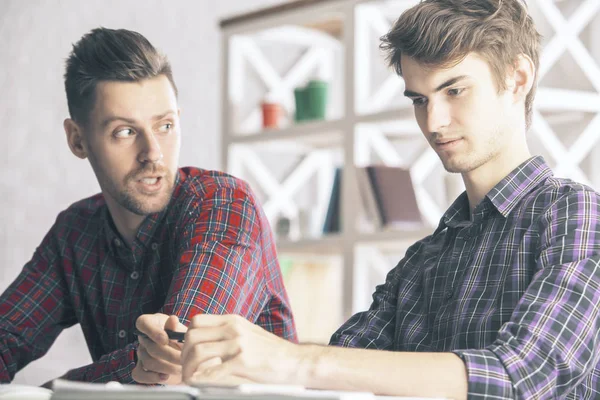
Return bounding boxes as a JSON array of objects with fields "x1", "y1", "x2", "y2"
[
  {"x1": 0, "y1": 384, "x2": 52, "y2": 400},
  {"x1": 194, "y1": 383, "x2": 447, "y2": 400},
  {"x1": 50, "y1": 380, "x2": 446, "y2": 400},
  {"x1": 195, "y1": 383, "x2": 372, "y2": 399},
  {"x1": 51, "y1": 379, "x2": 197, "y2": 400}
]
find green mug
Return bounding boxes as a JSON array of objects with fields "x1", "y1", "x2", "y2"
[
  {"x1": 294, "y1": 87, "x2": 307, "y2": 122},
  {"x1": 305, "y1": 80, "x2": 328, "y2": 120}
]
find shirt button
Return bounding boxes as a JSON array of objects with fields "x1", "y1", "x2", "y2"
[
  {"x1": 151, "y1": 242, "x2": 159, "y2": 251},
  {"x1": 444, "y1": 289, "x2": 454, "y2": 300},
  {"x1": 114, "y1": 238, "x2": 122, "y2": 247},
  {"x1": 118, "y1": 329, "x2": 127, "y2": 339},
  {"x1": 130, "y1": 271, "x2": 140, "y2": 280}
]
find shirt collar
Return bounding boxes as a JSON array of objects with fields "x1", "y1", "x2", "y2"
[
  {"x1": 486, "y1": 156, "x2": 553, "y2": 217},
  {"x1": 437, "y1": 191, "x2": 471, "y2": 232},
  {"x1": 435, "y1": 156, "x2": 552, "y2": 233}
]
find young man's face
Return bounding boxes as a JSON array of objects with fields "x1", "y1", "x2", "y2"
[
  {"x1": 402, "y1": 53, "x2": 515, "y2": 174},
  {"x1": 83, "y1": 75, "x2": 181, "y2": 216}
]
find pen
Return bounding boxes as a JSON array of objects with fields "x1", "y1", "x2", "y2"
[{"x1": 134, "y1": 328, "x2": 185, "y2": 343}]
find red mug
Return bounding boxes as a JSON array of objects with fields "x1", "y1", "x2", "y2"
[{"x1": 261, "y1": 102, "x2": 282, "y2": 129}]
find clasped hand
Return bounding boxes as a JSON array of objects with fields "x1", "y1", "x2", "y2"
[
  {"x1": 133, "y1": 313, "x2": 299, "y2": 386},
  {"x1": 132, "y1": 313, "x2": 187, "y2": 385}
]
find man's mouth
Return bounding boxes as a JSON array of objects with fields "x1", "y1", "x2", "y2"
[
  {"x1": 140, "y1": 177, "x2": 160, "y2": 185},
  {"x1": 136, "y1": 176, "x2": 164, "y2": 192}
]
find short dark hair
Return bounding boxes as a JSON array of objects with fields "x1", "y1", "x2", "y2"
[
  {"x1": 380, "y1": 0, "x2": 541, "y2": 129},
  {"x1": 64, "y1": 27, "x2": 178, "y2": 125}
]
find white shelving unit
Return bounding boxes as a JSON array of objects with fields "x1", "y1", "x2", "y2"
[{"x1": 220, "y1": 0, "x2": 600, "y2": 341}]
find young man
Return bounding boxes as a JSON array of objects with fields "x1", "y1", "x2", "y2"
[
  {"x1": 180, "y1": 1, "x2": 600, "y2": 399},
  {"x1": 0, "y1": 27, "x2": 296, "y2": 385}
]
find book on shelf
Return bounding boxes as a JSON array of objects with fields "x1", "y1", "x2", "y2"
[
  {"x1": 357, "y1": 165, "x2": 423, "y2": 230},
  {"x1": 321, "y1": 166, "x2": 423, "y2": 235},
  {"x1": 322, "y1": 167, "x2": 342, "y2": 234}
]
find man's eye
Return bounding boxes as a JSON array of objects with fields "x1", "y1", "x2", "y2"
[
  {"x1": 158, "y1": 123, "x2": 173, "y2": 133},
  {"x1": 114, "y1": 128, "x2": 134, "y2": 138},
  {"x1": 412, "y1": 98, "x2": 427, "y2": 107},
  {"x1": 448, "y1": 88, "x2": 464, "y2": 96}
]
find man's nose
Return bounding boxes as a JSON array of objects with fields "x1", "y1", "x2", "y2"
[
  {"x1": 425, "y1": 100, "x2": 451, "y2": 134},
  {"x1": 138, "y1": 130, "x2": 163, "y2": 164}
]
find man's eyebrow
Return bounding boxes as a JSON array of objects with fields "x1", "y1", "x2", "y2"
[
  {"x1": 152, "y1": 110, "x2": 177, "y2": 121},
  {"x1": 101, "y1": 110, "x2": 177, "y2": 128},
  {"x1": 403, "y1": 75, "x2": 470, "y2": 97}
]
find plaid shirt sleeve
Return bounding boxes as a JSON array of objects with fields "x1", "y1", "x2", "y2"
[
  {"x1": 164, "y1": 184, "x2": 296, "y2": 333},
  {"x1": 0, "y1": 217, "x2": 77, "y2": 382},
  {"x1": 454, "y1": 189, "x2": 600, "y2": 399},
  {"x1": 62, "y1": 345, "x2": 137, "y2": 383},
  {"x1": 329, "y1": 240, "x2": 426, "y2": 349},
  {"x1": 63, "y1": 184, "x2": 295, "y2": 382}
]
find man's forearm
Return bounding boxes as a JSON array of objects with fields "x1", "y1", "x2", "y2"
[
  {"x1": 63, "y1": 343, "x2": 137, "y2": 383},
  {"x1": 294, "y1": 345, "x2": 468, "y2": 399}
]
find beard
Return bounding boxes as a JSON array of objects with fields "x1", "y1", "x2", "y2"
[
  {"x1": 88, "y1": 152, "x2": 175, "y2": 216},
  {"x1": 440, "y1": 148, "x2": 498, "y2": 174},
  {"x1": 433, "y1": 128, "x2": 503, "y2": 174},
  {"x1": 117, "y1": 164, "x2": 174, "y2": 216},
  {"x1": 112, "y1": 178, "x2": 173, "y2": 216}
]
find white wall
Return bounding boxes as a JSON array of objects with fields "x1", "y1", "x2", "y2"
[{"x1": 0, "y1": 0, "x2": 286, "y2": 385}]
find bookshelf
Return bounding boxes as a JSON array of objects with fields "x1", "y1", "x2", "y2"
[{"x1": 219, "y1": 0, "x2": 600, "y2": 342}]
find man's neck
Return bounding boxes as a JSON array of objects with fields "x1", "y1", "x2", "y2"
[
  {"x1": 462, "y1": 146, "x2": 531, "y2": 213},
  {"x1": 105, "y1": 200, "x2": 145, "y2": 247}
]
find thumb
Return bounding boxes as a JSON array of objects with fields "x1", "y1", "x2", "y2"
[{"x1": 164, "y1": 315, "x2": 187, "y2": 332}]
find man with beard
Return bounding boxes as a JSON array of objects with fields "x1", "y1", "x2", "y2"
[{"x1": 0, "y1": 27, "x2": 296, "y2": 385}]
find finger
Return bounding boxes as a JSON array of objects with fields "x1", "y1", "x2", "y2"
[
  {"x1": 139, "y1": 341, "x2": 182, "y2": 376},
  {"x1": 164, "y1": 314, "x2": 188, "y2": 333},
  {"x1": 181, "y1": 340, "x2": 239, "y2": 381},
  {"x1": 186, "y1": 357, "x2": 248, "y2": 386},
  {"x1": 164, "y1": 315, "x2": 187, "y2": 348},
  {"x1": 184, "y1": 315, "x2": 252, "y2": 347},
  {"x1": 132, "y1": 355, "x2": 169, "y2": 384},
  {"x1": 184, "y1": 325, "x2": 230, "y2": 347},
  {"x1": 136, "y1": 313, "x2": 169, "y2": 345},
  {"x1": 189, "y1": 370, "x2": 254, "y2": 386},
  {"x1": 184, "y1": 356, "x2": 223, "y2": 382},
  {"x1": 201, "y1": 356, "x2": 223, "y2": 369},
  {"x1": 139, "y1": 336, "x2": 182, "y2": 365},
  {"x1": 170, "y1": 340, "x2": 184, "y2": 351},
  {"x1": 189, "y1": 314, "x2": 238, "y2": 329}
]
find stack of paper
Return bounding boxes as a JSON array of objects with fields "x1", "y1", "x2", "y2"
[
  {"x1": 0, "y1": 384, "x2": 52, "y2": 400},
  {"x1": 50, "y1": 380, "x2": 196, "y2": 400},
  {"x1": 49, "y1": 380, "x2": 445, "y2": 400}
]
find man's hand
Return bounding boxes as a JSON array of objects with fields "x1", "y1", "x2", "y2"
[
  {"x1": 181, "y1": 314, "x2": 299, "y2": 385},
  {"x1": 132, "y1": 313, "x2": 187, "y2": 385}
]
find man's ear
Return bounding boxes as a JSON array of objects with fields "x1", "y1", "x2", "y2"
[
  {"x1": 506, "y1": 54, "x2": 536, "y2": 104},
  {"x1": 64, "y1": 118, "x2": 88, "y2": 159}
]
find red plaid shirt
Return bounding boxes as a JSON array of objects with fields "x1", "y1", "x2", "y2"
[{"x1": 0, "y1": 167, "x2": 296, "y2": 383}]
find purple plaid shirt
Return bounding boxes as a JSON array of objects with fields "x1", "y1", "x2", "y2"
[{"x1": 331, "y1": 156, "x2": 600, "y2": 399}]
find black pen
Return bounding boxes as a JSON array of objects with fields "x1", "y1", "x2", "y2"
[{"x1": 134, "y1": 328, "x2": 185, "y2": 343}]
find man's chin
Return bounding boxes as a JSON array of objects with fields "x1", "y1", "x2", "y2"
[
  {"x1": 122, "y1": 192, "x2": 172, "y2": 216},
  {"x1": 441, "y1": 159, "x2": 473, "y2": 174},
  {"x1": 134, "y1": 200, "x2": 171, "y2": 216}
]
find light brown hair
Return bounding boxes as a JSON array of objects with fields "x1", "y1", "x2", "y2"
[
  {"x1": 380, "y1": 0, "x2": 541, "y2": 129},
  {"x1": 64, "y1": 27, "x2": 178, "y2": 126}
]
